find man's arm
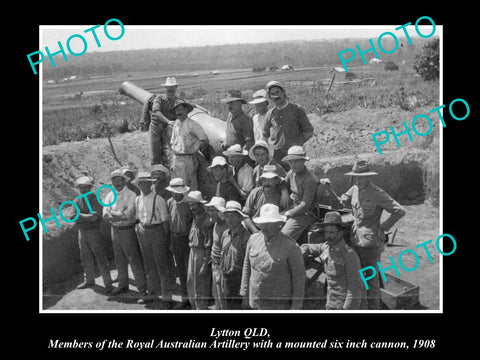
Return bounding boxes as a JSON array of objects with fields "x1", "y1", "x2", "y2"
[
  {"x1": 240, "y1": 239, "x2": 252, "y2": 298},
  {"x1": 139, "y1": 95, "x2": 155, "y2": 131},
  {"x1": 288, "y1": 244, "x2": 306, "y2": 310},
  {"x1": 343, "y1": 250, "x2": 366, "y2": 310},
  {"x1": 296, "y1": 105, "x2": 314, "y2": 143},
  {"x1": 241, "y1": 115, "x2": 255, "y2": 151},
  {"x1": 285, "y1": 179, "x2": 317, "y2": 217},
  {"x1": 151, "y1": 97, "x2": 174, "y2": 125},
  {"x1": 376, "y1": 190, "x2": 406, "y2": 231}
]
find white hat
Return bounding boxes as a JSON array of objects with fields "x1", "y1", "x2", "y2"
[
  {"x1": 259, "y1": 165, "x2": 282, "y2": 180},
  {"x1": 248, "y1": 89, "x2": 268, "y2": 105},
  {"x1": 282, "y1": 145, "x2": 310, "y2": 162},
  {"x1": 221, "y1": 200, "x2": 248, "y2": 218},
  {"x1": 253, "y1": 204, "x2": 287, "y2": 224},
  {"x1": 204, "y1": 196, "x2": 226, "y2": 211},
  {"x1": 75, "y1": 176, "x2": 94, "y2": 187},
  {"x1": 166, "y1": 178, "x2": 190, "y2": 193},
  {"x1": 266, "y1": 80, "x2": 285, "y2": 92},
  {"x1": 110, "y1": 169, "x2": 130, "y2": 181},
  {"x1": 223, "y1": 144, "x2": 248, "y2": 157},
  {"x1": 184, "y1": 190, "x2": 207, "y2": 203},
  {"x1": 208, "y1": 156, "x2": 228, "y2": 169},
  {"x1": 134, "y1": 171, "x2": 155, "y2": 183},
  {"x1": 161, "y1": 77, "x2": 178, "y2": 86},
  {"x1": 249, "y1": 139, "x2": 274, "y2": 161}
]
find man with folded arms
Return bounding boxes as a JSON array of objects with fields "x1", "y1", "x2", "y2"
[{"x1": 103, "y1": 169, "x2": 147, "y2": 297}]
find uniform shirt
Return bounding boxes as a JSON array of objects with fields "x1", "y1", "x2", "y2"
[
  {"x1": 240, "y1": 232, "x2": 305, "y2": 310},
  {"x1": 234, "y1": 162, "x2": 254, "y2": 193},
  {"x1": 340, "y1": 181, "x2": 406, "y2": 248},
  {"x1": 189, "y1": 212, "x2": 214, "y2": 249},
  {"x1": 135, "y1": 191, "x2": 170, "y2": 226},
  {"x1": 225, "y1": 111, "x2": 254, "y2": 149},
  {"x1": 74, "y1": 192, "x2": 103, "y2": 230},
  {"x1": 252, "y1": 159, "x2": 287, "y2": 186},
  {"x1": 284, "y1": 168, "x2": 319, "y2": 216},
  {"x1": 211, "y1": 221, "x2": 229, "y2": 264},
  {"x1": 243, "y1": 187, "x2": 283, "y2": 218},
  {"x1": 216, "y1": 181, "x2": 242, "y2": 203},
  {"x1": 167, "y1": 197, "x2": 193, "y2": 235},
  {"x1": 102, "y1": 186, "x2": 137, "y2": 227},
  {"x1": 262, "y1": 102, "x2": 314, "y2": 151},
  {"x1": 171, "y1": 118, "x2": 208, "y2": 154},
  {"x1": 252, "y1": 112, "x2": 269, "y2": 142},
  {"x1": 301, "y1": 238, "x2": 365, "y2": 310},
  {"x1": 220, "y1": 227, "x2": 251, "y2": 277},
  {"x1": 151, "y1": 94, "x2": 178, "y2": 124}
]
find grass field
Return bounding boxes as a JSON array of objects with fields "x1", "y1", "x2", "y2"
[{"x1": 42, "y1": 65, "x2": 439, "y2": 145}]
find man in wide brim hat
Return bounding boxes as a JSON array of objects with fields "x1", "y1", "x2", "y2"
[
  {"x1": 161, "y1": 76, "x2": 179, "y2": 87},
  {"x1": 253, "y1": 203, "x2": 287, "y2": 224},
  {"x1": 184, "y1": 190, "x2": 207, "y2": 204},
  {"x1": 344, "y1": 159, "x2": 378, "y2": 176},
  {"x1": 281, "y1": 145, "x2": 311, "y2": 162},
  {"x1": 165, "y1": 177, "x2": 190, "y2": 194},
  {"x1": 172, "y1": 98, "x2": 194, "y2": 113},
  {"x1": 220, "y1": 89, "x2": 247, "y2": 104}
]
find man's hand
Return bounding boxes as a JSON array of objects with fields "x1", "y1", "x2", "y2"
[
  {"x1": 284, "y1": 210, "x2": 292, "y2": 219},
  {"x1": 280, "y1": 188, "x2": 290, "y2": 210},
  {"x1": 199, "y1": 261, "x2": 208, "y2": 277},
  {"x1": 319, "y1": 178, "x2": 331, "y2": 186}
]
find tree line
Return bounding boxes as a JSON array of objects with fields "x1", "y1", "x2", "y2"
[{"x1": 42, "y1": 37, "x2": 434, "y2": 80}]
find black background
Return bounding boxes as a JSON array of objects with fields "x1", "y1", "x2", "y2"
[{"x1": 9, "y1": 3, "x2": 475, "y2": 357}]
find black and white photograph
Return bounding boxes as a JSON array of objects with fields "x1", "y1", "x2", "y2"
[
  {"x1": 10, "y1": 8, "x2": 476, "y2": 356},
  {"x1": 39, "y1": 24, "x2": 441, "y2": 313}
]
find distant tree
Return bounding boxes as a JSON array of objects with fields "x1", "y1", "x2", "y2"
[
  {"x1": 413, "y1": 38, "x2": 439, "y2": 81},
  {"x1": 384, "y1": 61, "x2": 399, "y2": 71}
]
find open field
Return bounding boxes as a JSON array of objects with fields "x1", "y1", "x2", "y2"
[{"x1": 42, "y1": 65, "x2": 438, "y2": 145}]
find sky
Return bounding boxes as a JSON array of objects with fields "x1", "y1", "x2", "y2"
[{"x1": 40, "y1": 25, "x2": 439, "y2": 53}]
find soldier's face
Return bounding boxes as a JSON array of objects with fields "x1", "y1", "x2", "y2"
[
  {"x1": 188, "y1": 202, "x2": 203, "y2": 215},
  {"x1": 324, "y1": 225, "x2": 340, "y2": 242},
  {"x1": 211, "y1": 167, "x2": 226, "y2": 182},
  {"x1": 165, "y1": 85, "x2": 177, "y2": 98},
  {"x1": 228, "y1": 155, "x2": 244, "y2": 168},
  {"x1": 137, "y1": 181, "x2": 153, "y2": 194},
  {"x1": 175, "y1": 105, "x2": 189, "y2": 120},
  {"x1": 288, "y1": 159, "x2": 306, "y2": 174},
  {"x1": 78, "y1": 185, "x2": 92, "y2": 195},
  {"x1": 268, "y1": 86, "x2": 285, "y2": 105},
  {"x1": 206, "y1": 207, "x2": 220, "y2": 222},
  {"x1": 354, "y1": 176, "x2": 370, "y2": 188},
  {"x1": 259, "y1": 222, "x2": 283, "y2": 238},
  {"x1": 261, "y1": 178, "x2": 279, "y2": 194},
  {"x1": 253, "y1": 147, "x2": 270, "y2": 166},
  {"x1": 254, "y1": 101, "x2": 268, "y2": 114},
  {"x1": 111, "y1": 177, "x2": 126, "y2": 191},
  {"x1": 224, "y1": 212, "x2": 243, "y2": 229},
  {"x1": 227, "y1": 100, "x2": 242, "y2": 113}
]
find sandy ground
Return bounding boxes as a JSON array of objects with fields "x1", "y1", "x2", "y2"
[{"x1": 43, "y1": 203, "x2": 439, "y2": 311}]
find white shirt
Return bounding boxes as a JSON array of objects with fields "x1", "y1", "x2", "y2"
[
  {"x1": 135, "y1": 191, "x2": 170, "y2": 225},
  {"x1": 102, "y1": 186, "x2": 137, "y2": 227},
  {"x1": 235, "y1": 162, "x2": 254, "y2": 193},
  {"x1": 252, "y1": 113, "x2": 268, "y2": 142}
]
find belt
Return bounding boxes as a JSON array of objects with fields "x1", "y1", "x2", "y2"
[
  {"x1": 140, "y1": 223, "x2": 163, "y2": 230},
  {"x1": 174, "y1": 152, "x2": 197, "y2": 156},
  {"x1": 113, "y1": 224, "x2": 135, "y2": 230}
]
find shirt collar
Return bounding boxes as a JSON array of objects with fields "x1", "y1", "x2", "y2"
[{"x1": 276, "y1": 101, "x2": 289, "y2": 110}]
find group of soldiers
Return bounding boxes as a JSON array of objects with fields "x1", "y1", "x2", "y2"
[{"x1": 72, "y1": 77, "x2": 406, "y2": 310}]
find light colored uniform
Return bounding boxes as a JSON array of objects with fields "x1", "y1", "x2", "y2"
[
  {"x1": 103, "y1": 187, "x2": 147, "y2": 293},
  {"x1": 170, "y1": 117, "x2": 208, "y2": 191},
  {"x1": 135, "y1": 191, "x2": 172, "y2": 300}
]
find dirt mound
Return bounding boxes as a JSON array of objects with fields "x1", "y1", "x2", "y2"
[{"x1": 42, "y1": 108, "x2": 439, "y2": 287}]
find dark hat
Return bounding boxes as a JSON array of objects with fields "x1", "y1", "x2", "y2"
[
  {"x1": 221, "y1": 90, "x2": 247, "y2": 104},
  {"x1": 173, "y1": 99, "x2": 194, "y2": 113},
  {"x1": 344, "y1": 159, "x2": 378, "y2": 176},
  {"x1": 321, "y1": 211, "x2": 346, "y2": 227}
]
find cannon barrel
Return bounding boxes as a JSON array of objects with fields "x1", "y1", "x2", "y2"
[{"x1": 119, "y1": 81, "x2": 226, "y2": 153}]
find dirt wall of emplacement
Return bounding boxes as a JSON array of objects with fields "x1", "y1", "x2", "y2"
[{"x1": 42, "y1": 131, "x2": 439, "y2": 285}]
